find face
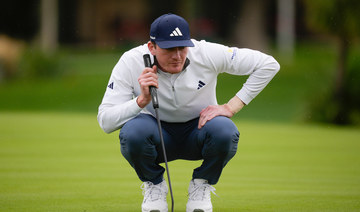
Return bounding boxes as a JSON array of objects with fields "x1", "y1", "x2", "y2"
[{"x1": 148, "y1": 42, "x2": 189, "y2": 74}]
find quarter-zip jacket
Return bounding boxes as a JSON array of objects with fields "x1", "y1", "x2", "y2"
[{"x1": 98, "y1": 39, "x2": 280, "y2": 133}]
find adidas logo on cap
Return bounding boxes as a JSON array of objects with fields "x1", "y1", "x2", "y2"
[
  {"x1": 149, "y1": 13, "x2": 194, "y2": 48},
  {"x1": 170, "y1": 27, "x2": 183, "y2": 37}
]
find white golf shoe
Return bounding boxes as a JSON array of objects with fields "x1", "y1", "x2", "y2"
[
  {"x1": 186, "y1": 179, "x2": 216, "y2": 212},
  {"x1": 141, "y1": 180, "x2": 168, "y2": 212}
]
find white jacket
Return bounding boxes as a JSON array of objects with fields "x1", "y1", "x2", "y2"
[{"x1": 98, "y1": 39, "x2": 280, "y2": 133}]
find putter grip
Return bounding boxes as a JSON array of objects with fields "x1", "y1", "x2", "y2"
[{"x1": 143, "y1": 54, "x2": 159, "y2": 109}]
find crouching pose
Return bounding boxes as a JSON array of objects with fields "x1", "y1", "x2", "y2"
[{"x1": 98, "y1": 13, "x2": 280, "y2": 212}]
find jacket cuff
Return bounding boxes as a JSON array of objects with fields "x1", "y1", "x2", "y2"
[{"x1": 236, "y1": 89, "x2": 253, "y2": 105}]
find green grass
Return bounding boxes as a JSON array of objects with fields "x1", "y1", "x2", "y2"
[
  {"x1": 1, "y1": 42, "x2": 360, "y2": 211},
  {"x1": 0, "y1": 52, "x2": 118, "y2": 113},
  {"x1": 1, "y1": 112, "x2": 359, "y2": 211}
]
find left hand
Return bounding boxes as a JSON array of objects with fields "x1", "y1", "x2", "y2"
[{"x1": 198, "y1": 104, "x2": 234, "y2": 129}]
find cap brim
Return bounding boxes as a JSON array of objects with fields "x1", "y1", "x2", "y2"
[{"x1": 156, "y1": 39, "x2": 194, "y2": 49}]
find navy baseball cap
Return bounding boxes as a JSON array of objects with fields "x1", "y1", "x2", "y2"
[{"x1": 150, "y1": 13, "x2": 194, "y2": 49}]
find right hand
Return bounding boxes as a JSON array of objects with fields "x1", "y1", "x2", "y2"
[{"x1": 137, "y1": 65, "x2": 158, "y2": 108}]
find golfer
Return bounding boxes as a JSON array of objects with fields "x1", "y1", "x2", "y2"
[{"x1": 98, "y1": 13, "x2": 280, "y2": 212}]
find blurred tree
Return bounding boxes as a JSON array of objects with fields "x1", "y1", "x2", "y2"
[
  {"x1": 304, "y1": 0, "x2": 360, "y2": 125},
  {"x1": 40, "y1": 0, "x2": 58, "y2": 53},
  {"x1": 233, "y1": 0, "x2": 269, "y2": 51},
  {"x1": 277, "y1": 0, "x2": 295, "y2": 59}
]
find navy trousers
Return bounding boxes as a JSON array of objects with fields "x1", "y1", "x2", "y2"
[{"x1": 119, "y1": 113, "x2": 239, "y2": 185}]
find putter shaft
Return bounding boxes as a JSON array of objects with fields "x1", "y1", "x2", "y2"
[
  {"x1": 143, "y1": 54, "x2": 174, "y2": 212},
  {"x1": 154, "y1": 108, "x2": 174, "y2": 212}
]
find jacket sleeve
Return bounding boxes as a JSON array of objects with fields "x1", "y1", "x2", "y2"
[
  {"x1": 202, "y1": 41, "x2": 280, "y2": 105},
  {"x1": 97, "y1": 53, "x2": 142, "y2": 134}
]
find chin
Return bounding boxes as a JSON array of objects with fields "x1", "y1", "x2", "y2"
[
  {"x1": 170, "y1": 69, "x2": 183, "y2": 74},
  {"x1": 166, "y1": 66, "x2": 183, "y2": 74}
]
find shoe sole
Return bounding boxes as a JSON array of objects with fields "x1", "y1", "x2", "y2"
[
  {"x1": 143, "y1": 208, "x2": 167, "y2": 212},
  {"x1": 190, "y1": 209, "x2": 212, "y2": 212}
]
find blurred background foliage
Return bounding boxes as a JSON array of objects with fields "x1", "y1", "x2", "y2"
[
  {"x1": 17, "y1": 48, "x2": 61, "y2": 78},
  {"x1": 0, "y1": 0, "x2": 359, "y2": 126},
  {"x1": 303, "y1": 0, "x2": 360, "y2": 125}
]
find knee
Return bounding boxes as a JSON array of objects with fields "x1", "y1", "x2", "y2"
[
  {"x1": 204, "y1": 116, "x2": 239, "y2": 141},
  {"x1": 203, "y1": 116, "x2": 240, "y2": 156},
  {"x1": 120, "y1": 127, "x2": 145, "y2": 152},
  {"x1": 120, "y1": 128, "x2": 158, "y2": 162},
  {"x1": 213, "y1": 129, "x2": 239, "y2": 157},
  {"x1": 119, "y1": 117, "x2": 158, "y2": 159}
]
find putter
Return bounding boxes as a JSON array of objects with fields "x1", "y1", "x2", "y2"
[{"x1": 143, "y1": 54, "x2": 174, "y2": 212}]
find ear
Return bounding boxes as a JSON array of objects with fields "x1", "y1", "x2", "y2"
[{"x1": 147, "y1": 41, "x2": 156, "y2": 56}]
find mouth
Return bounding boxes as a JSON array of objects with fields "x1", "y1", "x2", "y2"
[
  {"x1": 169, "y1": 61, "x2": 182, "y2": 66},
  {"x1": 166, "y1": 62, "x2": 183, "y2": 73}
]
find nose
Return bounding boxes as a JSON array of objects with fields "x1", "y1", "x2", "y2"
[{"x1": 171, "y1": 48, "x2": 181, "y2": 59}]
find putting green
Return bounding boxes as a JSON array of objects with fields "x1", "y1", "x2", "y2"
[{"x1": 1, "y1": 112, "x2": 359, "y2": 211}]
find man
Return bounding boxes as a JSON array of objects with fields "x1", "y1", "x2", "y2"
[{"x1": 98, "y1": 13, "x2": 280, "y2": 212}]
